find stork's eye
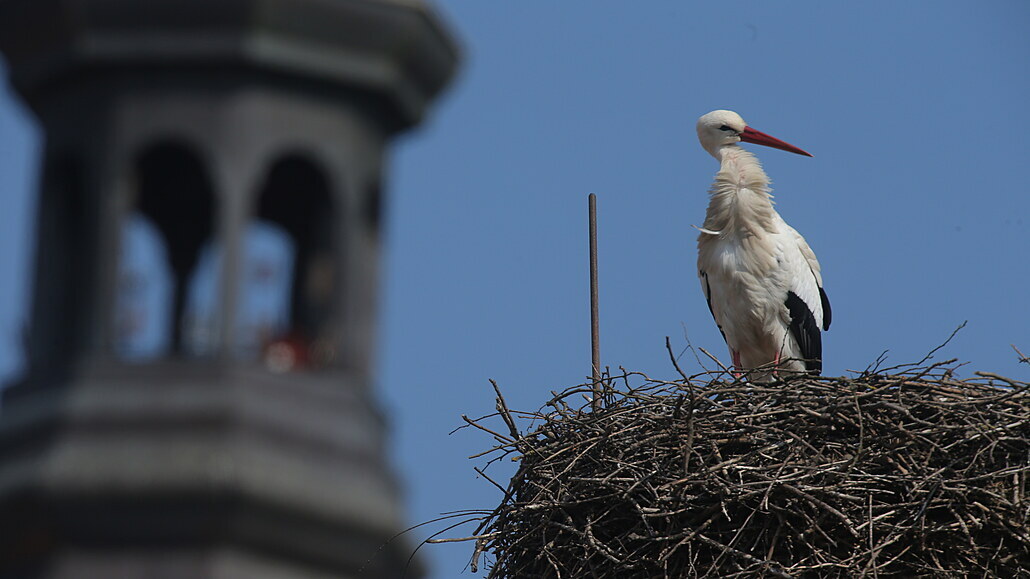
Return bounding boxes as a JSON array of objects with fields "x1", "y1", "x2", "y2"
[{"x1": 719, "y1": 125, "x2": 735, "y2": 132}]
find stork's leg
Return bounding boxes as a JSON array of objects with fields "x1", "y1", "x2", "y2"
[
  {"x1": 731, "y1": 349, "x2": 743, "y2": 379},
  {"x1": 772, "y1": 351, "x2": 781, "y2": 379}
]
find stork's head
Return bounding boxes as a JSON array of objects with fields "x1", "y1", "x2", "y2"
[{"x1": 696, "y1": 110, "x2": 812, "y2": 159}]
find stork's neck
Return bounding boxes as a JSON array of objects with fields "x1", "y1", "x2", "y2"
[{"x1": 701, "y1": 145, "x2": 778, "y2": 236}]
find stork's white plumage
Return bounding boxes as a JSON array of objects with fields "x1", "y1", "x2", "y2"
[{"x1": 695, "y1": 110, "x2": 830, "y2": 380}]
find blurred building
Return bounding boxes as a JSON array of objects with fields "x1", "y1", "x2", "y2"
[{"x1": 0, "y1": 1, "x2": 458, "y2": 577}]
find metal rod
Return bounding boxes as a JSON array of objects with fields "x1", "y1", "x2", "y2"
[{"x1": 589, "y1": 193, "x2": 601, "y2": 411}]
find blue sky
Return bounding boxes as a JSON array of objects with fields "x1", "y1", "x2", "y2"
[{"x1": 2, "y1": 1, "x2": 1029, "y2": 577}]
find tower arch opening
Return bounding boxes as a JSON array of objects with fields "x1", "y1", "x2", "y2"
[
  {"x1": 241, "y1": 153, "x2": 338, "y2": 371},
  {"x1": 115, "y1": 140, "x2": 217, "y2": 360}
]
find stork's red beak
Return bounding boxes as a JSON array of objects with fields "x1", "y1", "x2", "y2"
[{"x1": 740, "y1": 126, "x2": 813, "y2": 157}]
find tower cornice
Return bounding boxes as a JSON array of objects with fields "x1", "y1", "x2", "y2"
[{"x1": 0, "y1": 0, "x2": 460, "y2": 130}]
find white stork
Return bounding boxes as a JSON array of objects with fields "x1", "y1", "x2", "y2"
[{"x1": 695, "y1": 110, "x2": 830, "y2": 380}]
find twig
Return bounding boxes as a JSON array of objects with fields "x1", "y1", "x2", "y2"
[
  {"x1": 461, "y1": 414, "x2": 513, "y2": 444},
  {"x1": 426, "y1": 532, "x2": 500, "y2": 544},
  {"x1": 1012, "y1": 344, "x2": 1029, "y2": 365},
  {"x1": 666, "y1": 336, "x2": 690, "y2": 382},
  {"x1": 490, "y1": 379, "x2": 521, "y2": 440},
  {"x1": 915, "y1": 321, "x2": 967, "y2": 366},
  {"x1": 698, "y1": 347, "x2": 731, "y2": 375}
]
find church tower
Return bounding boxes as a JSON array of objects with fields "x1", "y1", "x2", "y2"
[{"x1": 0, "y1": 1, "x2": 458, "y2": 577}]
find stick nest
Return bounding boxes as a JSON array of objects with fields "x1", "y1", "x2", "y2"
[{"x1": 463, "y1": 362, "x2": 1030, "y2": 577}]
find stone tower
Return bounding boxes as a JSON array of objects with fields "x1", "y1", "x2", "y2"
[{"x1": 0, "y1": 1, "x2": 458, "y2": 577}]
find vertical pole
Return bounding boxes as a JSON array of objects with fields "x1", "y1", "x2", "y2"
[{"x1": 589, "y1": 194, "x2": 601, "y2": 411}]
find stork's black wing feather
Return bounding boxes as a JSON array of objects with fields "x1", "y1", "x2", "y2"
[
  {"x1": 700, "y1": 270, "x2": 727, "y2": 344},
  {"x1": 785, "y1": 290, "x2": 822, "y2": 373},
  {"x1": 819, "y1": 286, "x2": 832, "y2": 331}
]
